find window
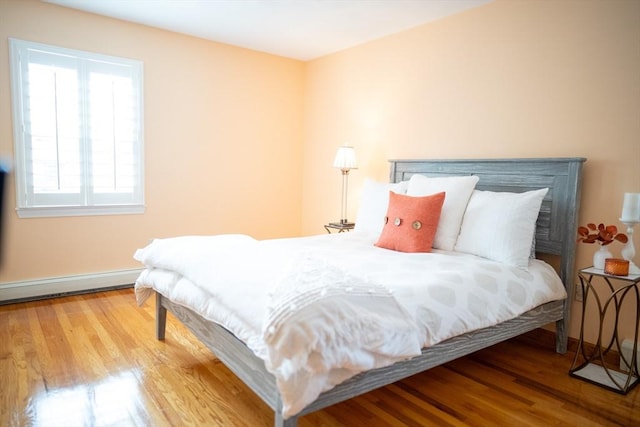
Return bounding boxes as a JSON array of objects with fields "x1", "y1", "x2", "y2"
[{"x1": 9, "y1": 39, "x2": 144, "y2": 218}]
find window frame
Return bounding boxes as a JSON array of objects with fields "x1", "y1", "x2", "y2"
[{"x1": 9, "y1": 38, "x2": 145, "y2": 218}]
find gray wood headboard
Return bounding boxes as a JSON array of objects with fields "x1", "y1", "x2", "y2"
[{"x1": 389, "y1": 157, "x2": 586, "y2": 304}]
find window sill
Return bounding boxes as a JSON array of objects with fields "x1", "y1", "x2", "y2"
[{"x1": 16, "y1": 204, "x2": 146, "y2": 218}]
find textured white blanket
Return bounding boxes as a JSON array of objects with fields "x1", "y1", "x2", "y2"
[{"x1": 263, "y1": 253, "x2": 421, "y2": 416}]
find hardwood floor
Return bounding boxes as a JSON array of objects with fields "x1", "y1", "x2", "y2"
[{"x1": 1, "y1": 288, "x2": 637, "y2": 426}]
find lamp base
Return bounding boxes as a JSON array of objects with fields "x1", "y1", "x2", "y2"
[
  {"x1": 628, "y1": 262, "x2": 640, "y2": 276},
  {"x1": 620, "y1": 220, "x2": 639, "y2": 275}
]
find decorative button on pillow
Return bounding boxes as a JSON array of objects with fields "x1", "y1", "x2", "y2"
[{"x1": 375, "y1": 191, "x2": 445, "y2": 253}]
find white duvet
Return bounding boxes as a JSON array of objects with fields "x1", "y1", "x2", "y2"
[{"x1": 134, "y1": 232, "x2": 565, "y2": 418}]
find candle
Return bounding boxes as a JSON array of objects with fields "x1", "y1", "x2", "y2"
[{"x1": 621, "y1": 192, "x2": 640, "y2": 221}]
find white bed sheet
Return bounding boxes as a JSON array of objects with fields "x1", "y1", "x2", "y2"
[{"x1": 134, "y1": 232, "x2": 566, "y2": 417}]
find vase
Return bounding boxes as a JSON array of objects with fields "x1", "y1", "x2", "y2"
[{"x1": 593, "y1": 245, "x2": 613, "y2": 270}]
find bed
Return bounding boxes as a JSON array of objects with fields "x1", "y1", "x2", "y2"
[{"x1": 134, "y1": 157, "x2": 585, "y2": 427}]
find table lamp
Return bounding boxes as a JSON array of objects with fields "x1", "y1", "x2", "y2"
[
  {"x1": 332, "y1": 146, "x2": 357, "y2": 226},
  {"x1": 620, "y1": 192, "x2": 640, "y2": 275}
]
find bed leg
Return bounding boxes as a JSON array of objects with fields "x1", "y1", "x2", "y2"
[
  {"x1": 156, "y1": 292, "x2": 167, "y2": 341},
  {"x1": 275, "y1": 395, "x2": 297, "y2": 427},
  {"x1": 555, "y1": 318, "x2": 568, "y2": 354},
  {"x1": 275, "y1": 412, "x2": 297, "y2": 427}
]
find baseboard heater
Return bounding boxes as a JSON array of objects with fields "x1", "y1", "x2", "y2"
[{"x1": 0, "y1": 268, "x2": 143, "y2": 305}]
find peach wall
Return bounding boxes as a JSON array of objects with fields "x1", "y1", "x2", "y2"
[
  {"x1": 302, "y1": 0, "x2": 640, "y2": 342},
  {"x1": 0, "y1": 0, "x2": 304, "y2": 282},
  {"x1": 1, "y1": 0, "x2": 638, "y2": 344}
]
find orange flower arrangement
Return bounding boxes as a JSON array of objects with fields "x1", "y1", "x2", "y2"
[{"x1": 577, "y1": 223, "x2": 628, "y2": 246}]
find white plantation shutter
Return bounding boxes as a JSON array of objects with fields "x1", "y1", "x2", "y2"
[{"x1": 10, "y1": 39, "x2": 144, "y2": 217}]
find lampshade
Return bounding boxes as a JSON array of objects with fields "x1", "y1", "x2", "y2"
[
  {"x1": 621, "y1": 192, "x2": 640, "y2": 222},
  {"x1": 333, "y1": 146, "x2": 358, "y2": 171}
]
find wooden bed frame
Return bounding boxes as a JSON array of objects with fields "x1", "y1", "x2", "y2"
[{"x1": 154, "y1": 157, "x2": 585, "y2": 427}]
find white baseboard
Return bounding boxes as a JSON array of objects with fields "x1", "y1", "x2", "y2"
[{"x1": 0, "y1": 268, "x2": 143, "y2": 303}]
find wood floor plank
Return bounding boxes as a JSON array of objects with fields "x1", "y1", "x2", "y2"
[
  {"x1": 1, "y1": 288, "x2": 638, "y2": 426},
  {"x1": 463, "y1": 345, "x2": 639, "y2": 426}
]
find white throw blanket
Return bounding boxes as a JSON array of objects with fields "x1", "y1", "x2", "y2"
[{"x1": 262, "y1": 253, "x2": 421, "y2": 416}]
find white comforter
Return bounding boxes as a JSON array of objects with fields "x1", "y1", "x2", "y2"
[{"x1": 134, "y1": 232, "x2": 566, "y2": 418}]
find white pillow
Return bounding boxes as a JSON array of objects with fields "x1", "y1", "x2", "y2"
[
  {"x1": 406, "y1": 174, "x2": 479, "y2": 251},
  {"x1": 454, "y1": 188, "x2": 549, "y2": 269},
  {"x1": 354, "y1": 179, "x2": 408, "y2": 236}
]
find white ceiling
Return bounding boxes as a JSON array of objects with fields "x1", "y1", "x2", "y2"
[{"x1": 44, "y1": 0, "x2": 492, "y2": 61}]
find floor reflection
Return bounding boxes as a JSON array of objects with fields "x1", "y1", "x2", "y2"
[{"x1": 31, "y1": 370, "x2": 141, "y2": 427}]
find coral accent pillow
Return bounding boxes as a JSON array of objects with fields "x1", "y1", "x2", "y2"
[{"x1": 375, "y1": 191, "x2": 445, "y2": 253}]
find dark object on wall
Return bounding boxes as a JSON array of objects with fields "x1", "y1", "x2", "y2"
[{"x1": 0, "y1": 165, "x2": 6, "y2": 267}]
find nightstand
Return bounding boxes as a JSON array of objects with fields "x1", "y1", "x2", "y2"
[
  {"x1": 324, "y1": 222, "x2": 354, "y2": 233},
  {"x1": 569, "y1": 267, "x2": 640, "y2": 394}
]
